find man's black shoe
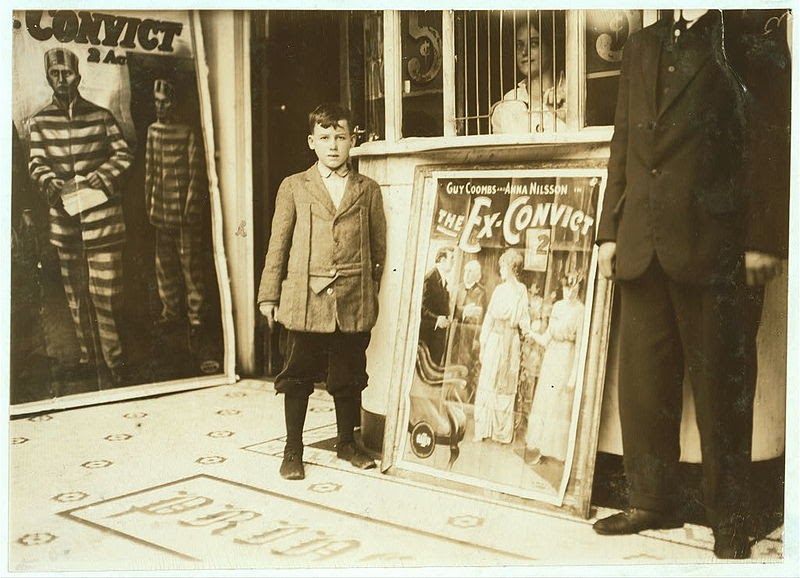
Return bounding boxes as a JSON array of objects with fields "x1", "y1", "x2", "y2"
[
  {"x1": 713, "y1": 524, "x2": 752, "y2": 559},
  {"x1": 279, "y1": 451, "x2": 305, "y2": 480},
  {"x1": 336, "y1": 441, "x2": 377, "y2": 470},
  {"x1": 593, "y1": 508, "x2": 683, "y2": 535}
]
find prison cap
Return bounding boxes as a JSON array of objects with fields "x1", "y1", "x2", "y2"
[
  {"x1": 154, "y1": 78, "x2": 176, "y2": 99},
  {"x1": 44, "y1": 48, "x2": 79, "y2": 74}
]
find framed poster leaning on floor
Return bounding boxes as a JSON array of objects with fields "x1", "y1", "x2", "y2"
[
  {"x1": 382, "y1": 164, "x2": 614, "y2": 518},
  {"x1": 10, "y1": 11, "x2": 236, "y2": 414}
]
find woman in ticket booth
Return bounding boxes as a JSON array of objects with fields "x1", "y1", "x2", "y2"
[{"x1": 491, "y1": 14, "x2": 566, "y2": 134}]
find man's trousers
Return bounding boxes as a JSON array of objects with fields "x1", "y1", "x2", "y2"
[
  {"x1": 617, "y1": 259, "x2": 763, "y2": 527},
  {"x1": 155, "y1": 227, "x2": 206, "y2": 325},
  {"x1": 57, "y1": 246, "x2": 124, "y2": 370}
]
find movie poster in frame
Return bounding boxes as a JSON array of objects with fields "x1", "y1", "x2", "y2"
[
  {"x1": 382, "y1": 164, "x2": 614, "y2": 518},
  {"x1": 10, "y1": 10, "x2": 236, "y2": 413}
]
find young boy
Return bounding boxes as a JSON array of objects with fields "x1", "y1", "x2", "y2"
[{"x1": 258, "y1": 103, "x2": 386, "y2": 480}]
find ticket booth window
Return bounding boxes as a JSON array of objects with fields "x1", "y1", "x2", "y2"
[
  {"x1": 454, "y1": 10, "x2": 567, "y2": 136},
  {"x1": 347, "y1": 10, "x2": 654, "y2": 147}
]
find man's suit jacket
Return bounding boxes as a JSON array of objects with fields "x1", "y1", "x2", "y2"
[
  {"x1": 597, "y1": 11, "x2": 790, "y2": 285},
  {"x1": 257, "y1": 164, "x2": 386, "y2": 333},
  {"x1": 420, "y1": 267, "x2": 451, "y2": 364}
]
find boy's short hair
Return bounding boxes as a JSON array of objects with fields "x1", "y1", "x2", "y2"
[{"x1": 309, "y1": 103, "x2": 354, "y2": 134}]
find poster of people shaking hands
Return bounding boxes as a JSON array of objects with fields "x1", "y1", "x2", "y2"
[{"x1": 386, "y1": 167, "x2": 612, "y2": 517}]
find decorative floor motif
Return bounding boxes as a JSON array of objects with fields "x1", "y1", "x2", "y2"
[
  {"x1": 195, "y1": 456, "x2": 227, "y2": 465},
  {"x1": 52, "y1": 492, "x2": 89, "y2": 503},
  {"x1": 59, "y1": 474, "x2": 529, "y2": 566},
  {"x1": 17, "y1": 533, "x2": 57, "y2": 547},
  {"x1": 81, "y1": 460, "x2": 113, "y2": 469}
]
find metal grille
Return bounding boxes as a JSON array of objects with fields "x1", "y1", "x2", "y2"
[{"x1": 454, "y1": 10, "x2": 566, "y2": 136}]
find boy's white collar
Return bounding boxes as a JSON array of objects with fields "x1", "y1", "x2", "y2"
[{"x1": 317, "y1": 161, "x2": 350, "y2": 178}]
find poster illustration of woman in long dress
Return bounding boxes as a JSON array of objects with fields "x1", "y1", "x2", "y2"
[
  {"x1": 473, "y1": 249, "x2": 531, "y2": 444},
  {"x1": 525, "y1": 275, "x2": 584, "y2": 464}
]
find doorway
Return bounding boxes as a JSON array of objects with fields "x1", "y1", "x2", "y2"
[{"x1": 251, "y1": 11, "x2": 343, "y2": 376}]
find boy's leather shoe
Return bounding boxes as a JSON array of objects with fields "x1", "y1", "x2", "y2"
[
  {"x1": 593, "y1": 508, "x2": 683, "y2": 535},
  {"x1": 279, "y1": 451, "x2": 305, "y2": 480},
  {"x1": 336, "y1": 441, "x2": 376, "y2": 470},
  {"x1": 713, "y1": 523, "x2": 751, "y2": 559}
]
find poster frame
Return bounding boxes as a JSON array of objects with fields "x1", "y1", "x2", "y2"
[
  {"x1": 381, "y1": 161, "x2": 614, "y2": 519},
  {"x1": 9, "y1": 10, "x2": 237, "y2": 416}
]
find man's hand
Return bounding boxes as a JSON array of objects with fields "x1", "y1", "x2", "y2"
[
  {"x1": 259, "y1": 303, "x2": 278, "y2": 330},
  {"x1": 435, "y1": 315, "x2": 450, "y2": 330},
  {"x1": 462, "y1": 304, "x2": 482, "y2": 321},
  {"x1": 598, "y1": 241, "x2": 617, "y2": 280},
  {"x1": 86, "y1": 172, "x2": 104, "y2": 190},
  {"x1": 745, "y1": 251, "x2": 782, "y2": 286},
  {"x1": 46, "y1": 178, "x2": 65, "y2": 206}
]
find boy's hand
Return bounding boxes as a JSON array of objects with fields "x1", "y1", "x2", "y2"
[{"x1": 259, "y1": 303, "x2": 277, "y2": 330}]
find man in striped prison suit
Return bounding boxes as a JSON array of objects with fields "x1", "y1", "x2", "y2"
[
  {"x1": 28, "y1": 47, "x2": 132, "y2": 387},
  {"x1": 144, "y1": 78, "x2": 207, "y2": 354}
]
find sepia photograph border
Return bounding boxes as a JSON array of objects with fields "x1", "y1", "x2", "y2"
[{"x1": 1, "y1": 3, "x2": 797, "y2": 577}]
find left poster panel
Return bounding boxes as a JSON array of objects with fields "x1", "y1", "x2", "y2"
[{"x1": 10, "y1": 10, "x2": 235, "y2": 410}]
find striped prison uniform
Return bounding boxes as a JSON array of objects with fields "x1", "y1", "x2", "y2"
[
  {"x1": 144, "y1": 121, "x2": 207, "y2": 325},
  {"x1": 28, "y1": 94, "x2": 132, "y2": 369}
]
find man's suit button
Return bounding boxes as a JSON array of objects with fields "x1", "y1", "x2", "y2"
[
  {"x1": 651, "y1": 168, "x2": 659, "y2": 176},
  {"x1": 667, "y1": 65, "x2": 676, "y2": 73},
  {"x1": 326, "y1": 288, "x2": 334, "y2": 295}
]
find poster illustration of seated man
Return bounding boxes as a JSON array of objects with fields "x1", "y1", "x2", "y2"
[
  {"x1": 401, "y1": 169, "x2": 605, "y2": 506},
  {"x1": 10, "y1": 10, "x2": 229, "y2": 406}
]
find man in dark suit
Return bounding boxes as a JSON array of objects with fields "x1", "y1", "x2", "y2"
[
  {"x1": 592, "y1": 10, "x2": 790, "y2": 559},
  {"x1": 420, "y1": 246, "x2": 455, "y2": 366}
]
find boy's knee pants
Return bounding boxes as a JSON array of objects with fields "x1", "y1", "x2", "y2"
[{"x1": 276, "y1": 329, "x2": 371, "y2": 399}]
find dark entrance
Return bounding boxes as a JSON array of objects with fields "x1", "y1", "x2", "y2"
[{"x1": 251, "y1": 11, "x2": 343, "y2": 376}]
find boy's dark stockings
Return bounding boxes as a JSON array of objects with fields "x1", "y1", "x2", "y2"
[
  {"x1": 284, "y1": 394, "x2": 309, "y2": 453},
  {"x1": 334, "y1": 395, "x2": 359, "y2": 444},
  {"x1": 334, "y1": 394, "x2": 376, "y2": 469}
]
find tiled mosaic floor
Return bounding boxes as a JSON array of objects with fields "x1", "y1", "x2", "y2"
[{"x1": 7, "y1": 380, "x2": 784, "y2": 572}]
